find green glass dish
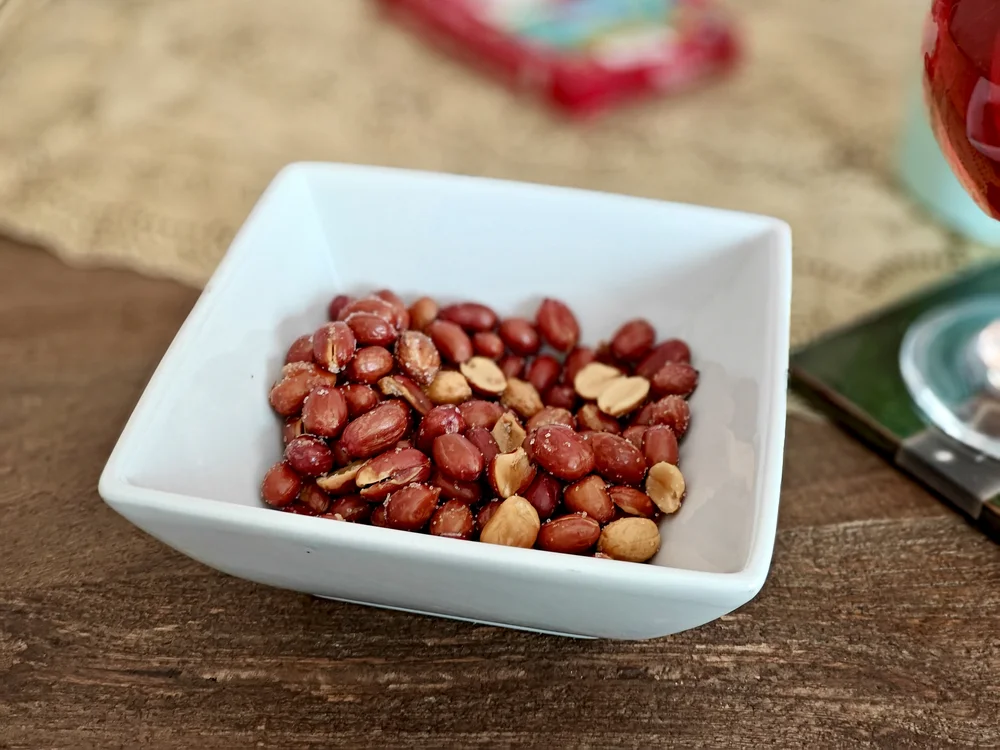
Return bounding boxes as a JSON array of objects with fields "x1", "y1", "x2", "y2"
[{"x1": 790, "y1": 263, "x2": 1000, "y2": 542}]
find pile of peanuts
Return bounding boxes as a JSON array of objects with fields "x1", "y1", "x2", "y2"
[{"x1": 261, "y1": 290, "x2": 696, "y2": 563}]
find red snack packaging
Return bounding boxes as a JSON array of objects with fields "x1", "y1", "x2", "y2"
[{"x1": 378, "y1": 0, "x2": 741, "y2": 117}]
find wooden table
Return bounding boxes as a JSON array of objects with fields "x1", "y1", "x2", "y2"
[{"x1": 2, "y1": 238, "x2": 998, "y2": 749}]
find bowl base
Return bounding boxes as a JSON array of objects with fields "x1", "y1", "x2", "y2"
[{"x1": 314, "y1": 595, "x2": 597, "y2": 639}]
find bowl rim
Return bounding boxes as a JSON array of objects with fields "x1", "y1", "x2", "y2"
[{"x1": 98, "y1": 162, "x2": 792, "y2": 604}]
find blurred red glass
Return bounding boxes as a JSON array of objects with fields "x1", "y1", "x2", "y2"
[{"x1": 924, "y1": 0, "x2": 1000, "y2": 219}]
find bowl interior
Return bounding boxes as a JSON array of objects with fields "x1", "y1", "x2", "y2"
[{"x1": 118, "y1": 164, "x2": 788, "y2": 576}]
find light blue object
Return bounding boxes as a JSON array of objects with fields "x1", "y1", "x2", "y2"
[
  {"x1": 509, "y1": 0, "x2": 674, "y2": 49},
  {"x1": 898, "y1": 83, "x2": 1000, "y2": 247}
]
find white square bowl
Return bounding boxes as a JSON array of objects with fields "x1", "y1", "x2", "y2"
[{"x1": 99, "y1": 163, "x2": 791, "y2": 640}]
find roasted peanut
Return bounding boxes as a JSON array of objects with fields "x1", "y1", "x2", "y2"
[
  {"x1": 488, "y1": 447, "x2": 537, "y2": 498},
  {"x1": 285, "y1": 334, "x2": 314, "y2": 364},
  {"x1": 608, "y1": 486, "x2": 657, "y2": 518},
  {"x1": 538, "y1": 514, "x2": 601, "y2": 555},
  {"x1": 476, "y1": 499, "x2": 503, "y2": 532},
  {"x1": 298, "y1": 482, "x2": 332, "y2": 514},
  {"x1": 642, "y1": 425, "x2": 678, "y2": 466},
  {"x1": 370, "y1": 504, "x2": 388, "y2": 527},
  {"x1": 576, "y1": 403, "x2": 620, "y2": 434},
  {"x1": 459, "y1": 399, "x2": 505, "y2": 429},
  {"x1": 345, "y1": 312, "x2": 398, "y2": 347},
  {"x1": 573, "y1": 362, "x2": 624, "y2": 400},
  {"x1": 645, "y1": 462, "x2": 685, "y2": 514},
  {"x1": 433, "y1": 433, "x2": 485, "y2": 482},
  {"x1": 395, "y1": 330, "x2": 441, "y2": 386},
  {"x1": 383, "y1": 483, "x2": 440, "y2": 531},
  {"x1": 324, "y1": 494, "x2": 372, "y2": 523},
  {"x1": 524, "y1": 355, "x2": 561, "y2": 394},
  {"x1": 439, "y1": 302, "x2": 498, "y2": 332},
  {"x1": 622, "y1": 424, "x2": 647, "y2": 449},
  {"x1": 331, "y1": 440, "x2": 353, "y2": 468},
  {"x1": 261, "y1": 461, "x2": 302, "y2": 508},
  {"x1": 501, "y1": 378, "x2": 544, "y2": 419},
  {"x1": 633, "y1": 395, "x2": 690, "y2": 437},
  {"x1": 587, "y1": 432, "x2": 647, "y2": 485},
  {"x1": 269, "y1": 362, "x2": 336, "y2": 416},
  {"x1": 431, "y1": 471, "x2": 483, "y2": 505},
  {"x1": 285, "y1": 501, "x2": 321, "y2": 516},
  {"x1": 341, "y1": 384, "x2": 380, "y2": 418},
  {"x1": 562, "y1": 347, "x2": 596, "y2": 384},
  {"x1": 522, "y1": 472, "x2": 562, "y2": 520},
  {"x1": 415, "y1": 404, "x2": 466, "y2": 452},
  {"x1": 327, "y1": 294, "x2": 353, "y2": 321},
  {"x1": 408, "y1": 296, "x2": 439, "y2": 331},
  {"x1": 610, "y1": 319, "x2": 655, "y2": 362},
  {"x1": 346, "y1": 346, "x2": 394, "y2": 384},
  {"x1": 302, "y1": 386, "x2": 349, "y2": 438},
  {"x1": 337, "y1": 296, "x2": 399, "y2": 327},
  {"x1": 429, "y1": 500, "x2": 476, "y2": 539},
  {"x1": 284, "y1": 435, "x2": 335, "y2": 477},
  {"x1": 598, "y1": 518, "x2": 661, "y2": 562},
  {"x1": 374, "y1": 289, "x2": 410, "y2": 330},
  {"x1": 356, "y1": 447, "x2": 432, "y2": 500},
  {"x1": 594, "y1": 341, "x2": 628, "y2": 374},
  {"x1": 339, "y1": 400, "x2": 411, "y2": 459},
  {"x1": 460, "y1": 357, "x2": 507, "y2": 396},
  {"x1": 498, "y1": 354, "x2": 526, "y2": 379},
  {"x1": 492, "y1": 411, "x2": 526, "y2": 453},
  {"x1": 315, "y1": 461, "x2": 364, "y2": 495},
  {"x1": 426, "y1": 320, "x2": 473, "y2": 365},
  {"x1": 526, "y1": 406, "x2": 575, "y2": 433},
  {"x1": 597, "y1": 376, "x2": 650, "y2": 417},
  {"x1": 563, "y1": 475, "x2": 615, "y2": 523},
  {"x1": 472, "y1": 332, "x2": 505, "y2": 360},
  {"x1": 480, "y1": 496, "x2": 540, "y2": 548},
  {"x1": 425, "y1": 370, "x2": 473, "y2": 405},
  {"x1": 543, "y1": 384, "x2": 578, "y2": 411},
  {"x1": 536, "y1": 298, "x2": 579, "y2": 352},
  {"x1": 498, "y1": 318, "x2": 541, "y2": 356},
  {"x1": 465, "y1": 426, "x2": 500, "y2": 465},
  {"x1": 650, "y1": 362, "x2": 699, "y2": 398},
  {"x1": 378, "y1": 374, "x2": 433, "y2": 416},
  {"x1": 636, "y1": 339, "x2": 692, "y2": 378},
  {"x1": 282, "y1": 417, "x2": 304, "y2": 445},
  {"x1": 528, "y1": 424, "x2": 595, "y2": 482},
  {"x1": 312, "y1": 321, "x2": 357, "y2": 373}
]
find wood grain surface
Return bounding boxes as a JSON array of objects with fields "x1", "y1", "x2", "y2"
[{"x1": 1, "y1": 239, "x2": 999, "y2": 749}]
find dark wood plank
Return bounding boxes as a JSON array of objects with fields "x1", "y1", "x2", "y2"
[{"x1": 1, "y1": 239, "x2": 998, "y2": 749}]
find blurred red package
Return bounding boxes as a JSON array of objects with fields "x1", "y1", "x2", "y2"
[{"x1": 377, "y1": 0, "x2": 741, "y2": 117}]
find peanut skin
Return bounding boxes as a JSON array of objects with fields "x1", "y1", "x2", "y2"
[
  {"x1": 528, "y1": 425, "x2": 595, "y2": 482},
  {"x1": 538, "y1": 514, "x2": 601, "y2": 555},
  {"x1": 340, "y1": 400, "x2": 411, "y2": 459}
]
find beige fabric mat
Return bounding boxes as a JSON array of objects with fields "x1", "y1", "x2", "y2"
[{"x1": 0, "y1": 0, "x2": 990, "y2": 345}]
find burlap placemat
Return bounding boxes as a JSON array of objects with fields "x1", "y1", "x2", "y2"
[{"x1": 0, "y1": 0, "x2": 987, "y2": 346}]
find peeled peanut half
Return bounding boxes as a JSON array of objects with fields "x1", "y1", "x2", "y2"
[
  {"x1": 573, "y1": 362, "x2": 624, "y2": 400},
  {"x1": 597, "y1": 376, "x2": 650, "y2": 417},
  {"x1": 480, "y1": 496, "x2": 540, "y2": 548},
  {"x1": 460, "y1": 356, "x2": 508, "y2": 395},
  {"x1": 492, "y1": 411, "x2": 527, "y2": 454},
  {"x1": 645, "y1": 462, "x2": 685, "y2": 514},
  {"x1": 425, "y1": 371, "x2": 472, "y2": 405}
]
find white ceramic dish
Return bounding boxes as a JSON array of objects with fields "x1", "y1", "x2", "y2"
[{"x1": 99, "y1": 163, "x2": 791, "y2": 640}]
